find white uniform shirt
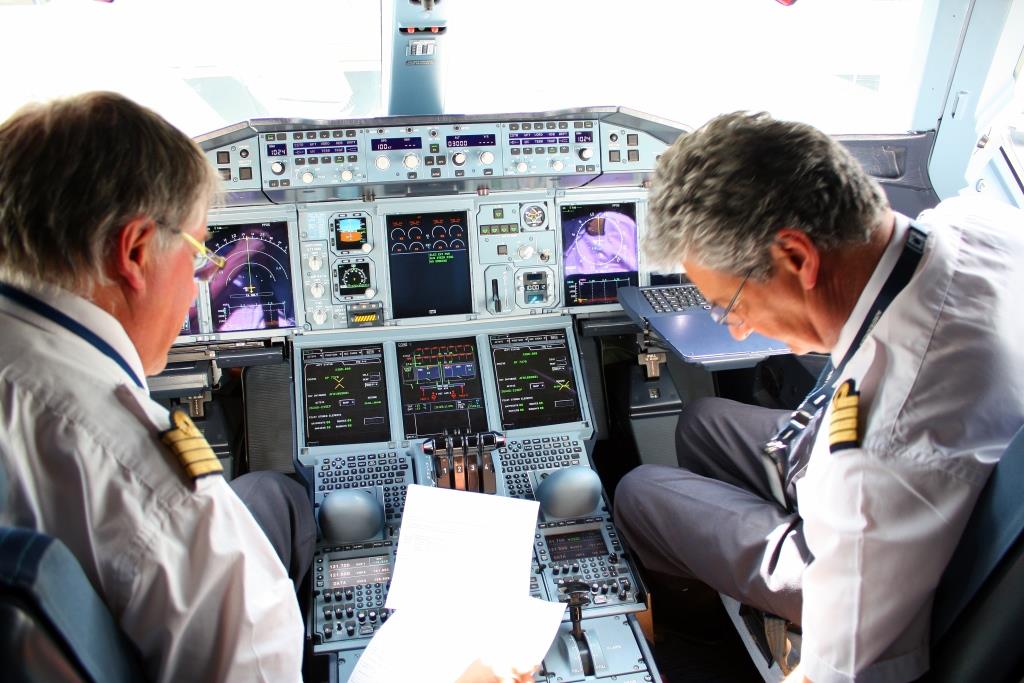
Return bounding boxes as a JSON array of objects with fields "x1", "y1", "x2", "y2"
[
  {"x1": 796, "y1": 196, "x2": 1024, "y2": 683},
  {"x1": 0, "y1": 284, "x2": 304, "y2": 683}
]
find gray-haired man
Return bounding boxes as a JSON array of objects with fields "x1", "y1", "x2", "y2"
[
  {"x1": 0, "y1": 92, "x2": 313, "y2": 682},
  {"x1": 615, "y1": 111, "x2": 1024, "y2": 683}
]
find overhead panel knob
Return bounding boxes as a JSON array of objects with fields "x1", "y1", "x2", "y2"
[
  {"x1": 403, "y1": 154, "x2": 420, "y2": 169},
  {"x1": 375, "y1": 156, "x2": 391, "y2": 171},
  {"x1": 479, "y1": 150, "x2": 495, "y2": 165},
  {"x1": 578, "y1": 147, "x2": 593, "y2": 161},
  {"x1": 452, "y1": 152, "x2": 467, "y2": 166},
  {"x1": 271, "y1": 161, "x2": 286, "y2": 175}
]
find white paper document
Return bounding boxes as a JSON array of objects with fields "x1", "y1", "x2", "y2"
[
  {"x1": 350, "y1": 484, "x2": 567, "y2": 682},
  {"x1": 385, "y1": 484, "x2": 539, "y2": 610}
]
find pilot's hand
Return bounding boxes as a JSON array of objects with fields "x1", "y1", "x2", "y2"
[{"x1": 455, "y1": 658, "x2": 537, "y2": 683}]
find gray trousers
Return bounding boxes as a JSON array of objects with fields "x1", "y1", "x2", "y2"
[
  {"x1": 230, "y1": 471, "x2": 316, "y2": 592},
  {"x1": 614, "y1": 397, "x2": 812, "y2": 623}
]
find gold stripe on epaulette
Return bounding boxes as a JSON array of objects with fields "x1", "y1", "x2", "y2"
[
  {"x1": 829, "y1": 379, "x2": 861, "y2": 453},
  {"x1": 160, "y1": 410, "x2": 223, "y2": 481}
]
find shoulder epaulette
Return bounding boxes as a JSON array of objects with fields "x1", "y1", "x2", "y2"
[
  {"x1": 829, "y1": 379, "x2": 861, "y2": 453},
  {"x1": 160, "y1": 409, "x2": 223, "y2": 481}
]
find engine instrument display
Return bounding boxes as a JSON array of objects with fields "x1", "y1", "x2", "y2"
[
  {"x1": 302, "y1": 344, "x2": 390, "y2": 446},
  {"x1": 561, "y1": 202, "x2": 639, "y2": 307},
  {"x1": 489, "y1": 329, "x2": 582, "y2": 430},
  {"x1": 396, "y1": 337, "x2": 488, "y2": 438},
  {"x1": 386, "y1": 211, "x2": 471, "y2": 319},
  {"x1": 205, "y1": 221, "x2": 296, "y2": 333}
]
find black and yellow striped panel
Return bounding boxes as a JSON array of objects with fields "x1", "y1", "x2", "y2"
[
  {"x1": 829, "y1": 379, "x2": 860, "y2": 453},
  {"x1": 160, "y1": 410, "x2": 223, "y2": 480}
]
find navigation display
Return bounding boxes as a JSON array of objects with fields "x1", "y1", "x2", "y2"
[
  {"x1": 489, "y1": 330, "x2": 583, "y2": 430},
  {"x1": 386, "y1": 211, "x2": 471, "y2": 319},
  {"x1": 302, "y1": 344, "x2": 390, "y2": 446},
  {"x1": 206, "y1": 221, "x2": 296, "y2": 333},
  {"x1": 560, "y1": 202, "x2": 639, "y2": 307},
  {"x1": 396, "y1": 337, "x2": 488, "y2": 438}
]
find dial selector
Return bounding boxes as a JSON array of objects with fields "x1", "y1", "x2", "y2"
[
  {"x1": 341, "y1": 169, "x2": 354, "y2": 182},
  {"x1": 309, "y1": 281, "x2": 326, "y2": 298},
  {"x1": 403, "y1": 154, "x2": 420, "y2": 170},
  {"x1": 308, "y1": 254, "x2": 323, "y2": 271},
  {"x1": 578, "y1": 147, "x2": 594, "y2": 161},
  {"x1": 271, "y1": 161, "x2": 286, "y2": 175},
  {"x1": 479, "y1": 151, "x2": 495, "y2": 165},
  {"x1": 550, "y1": 159, "x2": 564, "y2": 172},
  {"x1": 452, "y1": 152, "x2": 467, "y2": 166},
  {"x1": 375, "y1": 156, "x2": 391, "y2": 171},
  {"x1": 311, "y1": 309, "x2": 328, "y2": 325},
  {"x1": 301, "y1": 170, "x2": 315, "y2": 184},
  {"x1": 515, "y1": 161, "x2": 528, "y2": 174}
]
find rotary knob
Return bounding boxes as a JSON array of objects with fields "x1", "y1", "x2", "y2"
[
  {"x1": 578, "y1": 147, "x2": 594, "y2": 161},
  {"x1": 479, "y1": 150, "x2": 495, "y2": 165},
  {"x1": 301, "y1": 170, "x2": 315, "y2": 184},
  {"x1": 517, "y1": 244, "x2": 536, "y2": 260},
  {"x1": 341, "y1": 169, "x2": 354, "y2": 182},
  {"x1": 550, "y1": 159, "x2": 565, "y2": 172},
  {"x1": 365, "y1": 287, "x2": 376, "y2": 298},
  {"x1": 375, "y1": 156, "x2": 391, "y2": 171},
  {"x1": 403, "y1": 154, "x2": 420, "y2": 170},
  {"x1": 308, "y1": 254, "x2": 323, "y2": 271},
  {"x1": 515, "y1": 161, "x2": 528, "y2": 174},
  {"x1": 309, "y1": 282, "x2": 325, "y2": 298},
  {"x1": 311, "y1": 309, "x2": 328, "y2": 325},
  {"x1": 452, "y1": 152, "x2": 467, "y2": 166},
  {"x1": 270, "y1": 161, "x2": 286, "y2": 175}
]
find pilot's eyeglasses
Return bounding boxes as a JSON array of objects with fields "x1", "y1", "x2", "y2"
[
  {"x1": 709, "y1": 269, "x2": 752, "y2": 326},
  {"x1": 180, "y1": 232, "x2": 226, "y2": 282}
]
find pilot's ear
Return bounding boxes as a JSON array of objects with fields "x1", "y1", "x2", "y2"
[
  {"x1": 770, "y1": 228, "x2": 819, "y2": 290},
  {"x1": 113, "y1": 217, "x2": 158, "y2": 292}
]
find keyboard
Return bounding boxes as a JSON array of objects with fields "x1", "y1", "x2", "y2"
[{"x1": 641, "y1": 284, "x2": 709, "y2": 313}]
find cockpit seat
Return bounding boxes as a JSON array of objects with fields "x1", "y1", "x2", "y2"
[{"x1": 0, "y1": 525, "x2": 144, "y2": 683}]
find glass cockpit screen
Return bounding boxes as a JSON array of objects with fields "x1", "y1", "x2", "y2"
[
  {"x1": 561, "y1": 202, "x2": 639, "y2": 307},
  {"x1": 489, "y1": 330, "x2": 583, "y2": 430},
  {"x1": 205, "y1": 221, "x2": 296, "y2": 333},
  {"x1": 386, "y1": 211, "x2": 472, "y2": 319},
  {"x1": 396, "y1": 337, "x2": 488, "y2": 438},
  {"x1": 302, "y1": 344, "x2": 390, "y2": 446}
]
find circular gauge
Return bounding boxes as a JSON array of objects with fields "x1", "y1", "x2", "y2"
[
  {"x1": 391, "y1": 242, "x2": 407, "y2": 253},
  {"x1": 522, "y1": 204, "x2": 547, "y2": 228},
  {"x1": 206, "y1": 225, "x2": 295, "y2": 333},
  {"x1": 432, "y1": 225, "x2": 447, "y2": 239},
  {"x1": 408, "y1": 226, "x2": 424, "y2": 240},
  {"x1": 449, "y1": 225, "x2": 465, "y2": 239},
  {"x1": 409, "y1": 242, "x2": 425, "y2": 252},
  {"x1": 433, "y1": 240, "x2": 448, "y2": 250},
  {"x1": 337, "y1": 263, "x2": 371, "y2": 296},
  {"x1": 449, "y1": 239, "x2": 467, "y2": 250},
  {"x1": 390, "y1": 228, "x2": 406, "y2": 242}
]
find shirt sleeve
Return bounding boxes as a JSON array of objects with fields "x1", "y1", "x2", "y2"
[
  {"x1": 798, "y1": 447, "x2": 981, "y2": 683},
  {"x1": 119, "y1": 475, "x2": 304, "y2": 683}
]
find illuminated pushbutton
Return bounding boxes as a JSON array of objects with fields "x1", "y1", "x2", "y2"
[
  {"x1": 308, "y1": 254, "x2": 323, "y2": 271},
  {"x1": 452, "y1": 152, "x2": 467, "y2": 166},
  {"x1": 270, "y1": 161, "x2": 287, "y2": 175},
  {"x1": 578, "y1": 147, "x2": 594, "y2": 161},
  {"x1": 479, "y1": 150, "x2": 495, "y2": 165},
  {"x1": 309, "y1": 282, "x2": 326, "y2": 298},
  {"x1": 403, "y1": 154, "x2": 420, "y2": 170},
  {"x1": 375, "y1": 156, "x2": 391, "y2": 171}
]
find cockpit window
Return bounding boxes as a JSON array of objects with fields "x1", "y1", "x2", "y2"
[
  {"x1": 2, "y1": 0, "x2": 932, "y2": 135},
  {"x1": 0, "y1": 0, "x2": 383, "y2": 137}
]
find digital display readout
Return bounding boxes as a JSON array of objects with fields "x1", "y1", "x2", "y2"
[
  {"x1": 575, "y1": 131, "x2": 594, "y2": 144},
  {"x1": 490, "y1": 330, "x2": 583, "y2": 430},
  {"x1": 546, "y1": 529, "x2": 608, "y2": 563},
  {"x1": 292, "y1": 141, "x2": 358, "y2": 155},
  {"x1": 327, "y1": 555, "x2": 391, "y2": 589},
  {"x1": 509, "y1": 131, "x2": 570, "y2": 146},
  {"x1": 446, "y1": 134, "x2": 496, "y2": 148},
  {"x1": 303, "y1": 344, "x2": 390, "y2": 446},
  {"x1": 266, "y1": 143, "x2": 288, "y2": 157},
  {"x1": 371, "y1": 137, "x2": 422, "y2": 151}
]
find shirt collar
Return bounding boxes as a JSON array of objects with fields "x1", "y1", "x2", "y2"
[
  {"x1": 830, "y1": 212, "x2": 912, "y2": 366},
  {"x1": 0, "y1": 280, "x2": 149, "y2": 391}
]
